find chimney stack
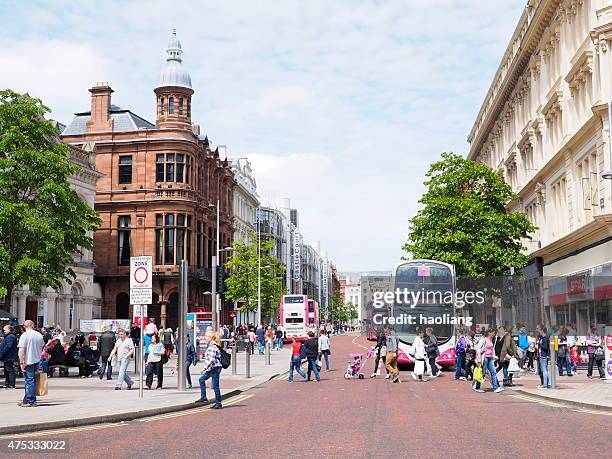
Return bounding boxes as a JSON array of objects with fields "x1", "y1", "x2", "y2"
[{"x1": 86, "y1": 82, "x2": 113, "y2": 132}]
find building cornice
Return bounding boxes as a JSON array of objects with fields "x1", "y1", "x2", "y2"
[{"x1": 468, "y1": 0, "x2": 562, "y2": 160}]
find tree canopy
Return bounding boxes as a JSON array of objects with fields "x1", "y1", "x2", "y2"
[
  {"x1": 0, "y1": 90, "x2": 101, "y2": 308},
  {"x1": 402, "y1": 152, "x2": 536, "y2": 277},
  {"x1": 224, "y1": 233, "x2": 286, "y2": 321}
]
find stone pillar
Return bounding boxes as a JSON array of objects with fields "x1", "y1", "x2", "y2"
[
  {"x1": 160, "y1": 301, "x2": 167, "y2": 329},
  {"x1": 16, "y1": 292, "x2": 27, "y2": 324},
  {"x1": 46, "y1": 292, "x2": 58, "y2": 326}
]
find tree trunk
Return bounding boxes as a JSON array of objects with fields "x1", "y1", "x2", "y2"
[{"x1": 3, "y1": 284, "x2": 14, "y2": 313}]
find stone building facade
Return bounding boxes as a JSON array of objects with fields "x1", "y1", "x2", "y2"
[
  {"x1": 11, "y1": 135, "x2": 102, "y2": 330},
  {"x1": 468, "y1": 0, "x2": 612, "y2": 334},
  {"x1": 61, "y1": 31, "x2": 235, "y2": 329}
]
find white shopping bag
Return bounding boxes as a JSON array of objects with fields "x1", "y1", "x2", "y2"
[{"x1": 508, "y1": 356, "x2": 520, "y2": 373}]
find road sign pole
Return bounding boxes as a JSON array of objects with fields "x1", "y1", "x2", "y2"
[
  {"x1": 178, "y1": 260, "x2": 188, "y2": 391},
  {"x1": 139, "y1": 305, "x2": 144, "y2": 399}
]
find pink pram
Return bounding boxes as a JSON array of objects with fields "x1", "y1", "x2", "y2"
[{"x1": 344, "y1": 348, "x2": 375, "y2": 379}]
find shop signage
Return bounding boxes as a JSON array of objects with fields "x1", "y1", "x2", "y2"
[{"x1": 567, "y1": 274, "x2": 586, "y2": 295}]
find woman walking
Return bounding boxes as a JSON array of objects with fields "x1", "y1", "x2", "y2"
[
  {"x1": 537, "y1": 326, "x2": 551, "y2": 389},
  {"x1": 288, "y1": 337, "x2": 307, "y2": 383},
  {"x1": 318, "y1": 329, "x2": 331, "y2": 371},
  {"x1": 196, "y1": 331, "x2": 223, "y2": 409},
  {"x1": 481, "y1": 328, "x2": 503, "y2": 393},
  {"x1": 586, "y1": 324, "x2": 605, "y2": 379},
  {"x1": 411, "y1": 329, "x2": 427, "y2": 382},
  {"x1": 145, "y1": 334, "x2": 164, "y2": 390},
  {"x1": 370, "y1": 328, "x2": 389, "y2": 378}
]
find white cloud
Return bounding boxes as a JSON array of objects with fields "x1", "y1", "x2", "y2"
[{"x1": 0, "y1": 0, "x2": 527, "y2": 270}]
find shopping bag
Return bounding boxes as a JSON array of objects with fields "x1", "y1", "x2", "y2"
[
  {"x1": 508, "y1": 356, "x2": 520, "y2": 373},
  {"x1": 35, "y1": 372, "x2": 48, "y2": 396},
  {"x1": 414, "y1": 359, "x2": 425, "y2": 376},
  {"x1": 473, "y1": 365, "x2": 485, "y2": 383}
]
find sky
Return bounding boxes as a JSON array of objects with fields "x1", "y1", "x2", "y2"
[{"x1": 0, "y1": 0, "x2": 527, "y2": 272}]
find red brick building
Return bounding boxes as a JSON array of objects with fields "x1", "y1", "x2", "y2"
[{"x1": 62, "y1": 31, "x2": 235, "y2": 329}]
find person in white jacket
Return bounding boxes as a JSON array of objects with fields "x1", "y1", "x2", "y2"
[
  {"x1": 411, "y1": 329, "x2": 427, "y2": 381},
  {"x1": 318, "y1": 329, "x2": 331, "y2": 371}
]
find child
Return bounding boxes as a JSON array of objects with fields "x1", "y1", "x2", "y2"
[
  {"x1": 569, "y1": 345, "x2": 579, "y2": 375},
  {"x1": 527, "y1": 331, "x2": 536, "y2": 372}
]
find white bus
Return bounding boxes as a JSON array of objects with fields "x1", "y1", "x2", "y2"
[{"x1": 280, "y1": 294, "x2": 309, "y2": 341}]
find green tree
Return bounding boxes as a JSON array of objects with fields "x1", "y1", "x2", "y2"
[
  {"x1": 0, "y1": 90, "x2": 101, "y2": 310},
  {"x1": 224, "y1": 233, "x2": 286, "y2": 321},
  {"x1": 329, "y1": 290, "x2": 348, "y2": 322},
  {"x1": 403, "y1": 152, "x2": 536, "y2": 277}
]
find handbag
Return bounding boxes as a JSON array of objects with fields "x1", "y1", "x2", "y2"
[
  {"x1": 35, "y1": 372, "x2": 48, "y2": 396},
  {"x1": 594, "y1": 347, "x2": 605, "y2": 361},
  {"x1": 473, "y1": 365, "x2": 485, "y2": 383},
  {"x1": 508, "y1": 356, "x2": 520, "y2": 373}
]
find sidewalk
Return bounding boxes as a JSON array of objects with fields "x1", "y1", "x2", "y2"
[
  {"x1": 0, "y1": 347, "x2": 292, "y2": 435},
  {"x1": 506, "y1": 369, "x2": 612, "y2": 412}
]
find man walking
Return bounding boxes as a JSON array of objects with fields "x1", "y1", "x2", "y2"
[
  {"x1": 303, "y1": 331, "x2": 321, "y2": 382},
  {"x1": 256, "y1": 325, "x2": 265, "y2": 354},
  {"x1": 454, "y1": 328, "x2": 467, "y2": 381},
  {"x1": 0, "y1": 325, "x2": 18, "y2": 389},
  {"x1": 17, "y1": 320, "x2": 44, "y2": 407},
  {"x1": 97, "y1": 326, "x2": 116, "y2": 380},
  {"x1": 107, "y1": 329, "x2": 135, "y2": 390},
  {"x1": 385, "y1": 328, "x2": 401, "y2": 383}
]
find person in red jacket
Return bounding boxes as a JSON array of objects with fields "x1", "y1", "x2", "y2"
[{"x1": 569, "y1": 345, "x2": 579, "y2": 375}]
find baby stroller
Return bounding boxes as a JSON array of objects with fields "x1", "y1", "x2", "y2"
[{"x1": 344, "y1": 348, "x2": 374, "y2": 379}]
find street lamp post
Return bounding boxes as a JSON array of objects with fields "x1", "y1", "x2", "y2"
[{"x1": 209, "y1": 200, "x2": 221, "y2": 331}]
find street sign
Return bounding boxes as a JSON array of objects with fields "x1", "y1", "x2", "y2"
[
  {"x1": 133, "y1": 304, "x2": 148, "y2": 317},
  {"x1": 130, "y1": 289, "x2": 152, "y2": 306},
  {"x1": 130, "y1": 256, "x2": 152, "y2": 290},
  {"x1": 130, "y1": 256, "x2": 152, "y2": 305}
]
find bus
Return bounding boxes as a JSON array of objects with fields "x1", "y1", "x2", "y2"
[
  {"x1": 392, "y1": 260, "x2": 457, "y2": 369},
  {"x1": 279, "y1": 294, "x2": 310, "y2": 340}
]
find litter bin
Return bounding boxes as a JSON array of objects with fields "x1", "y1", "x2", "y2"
[{"x1": 236, "y1": 339, "x2": 246, "y2": 353}]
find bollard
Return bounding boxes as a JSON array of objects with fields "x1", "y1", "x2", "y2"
[
  {"x1": 231, "y1": 342, "x2": 237, "y2": 375},
  {"x1": 246, "y1": 346, "x2": 251, "y2": 378},
  {"x1": 265, "y1": 341, "x2": 271, "y2": 365}
]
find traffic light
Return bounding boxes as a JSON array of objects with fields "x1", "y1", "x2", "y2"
[{"x1": 216, "y1": 266, "x2": 225, "y2": 294}]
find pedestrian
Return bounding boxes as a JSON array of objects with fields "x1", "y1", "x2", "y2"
[
  {"x1": 265, "y1": 326, "x2": 274, "y2": 350},
  {"x1": 0, "y1": 324, "x2": 18, "y2": 389},
  {"x1": 303, "y1": 331, "x2": 321, "y2": 382},
  {"x1": 454, "y1": 328, "x2": 467, "y2": 381},
  {"x1": 586, "y1": 324, "x2": 605, "y2": 379},
  {"x1": 130, "y1": 323, "x2": 141, "y2": 348},
  {"x1": 480, "y1": 328, "x2": 503, "y2": 393},
  {"x1": 424, "y1": 327, "x2": 440, "y2": 378},
  {"x1": 145, "y1": 334, "x2": 164, "y2": 390},
  {"x1": 16, "y1": 320, "x2": 44, "y2": 407},
  {"x1": 185, "y1": 334, "x2": 197, "y2": 389},
  {"x1": 275, "y1": 327, "x2": 284, "y2": 351},
  {"x1": 107, "y1": 329, "x2": 135, "y2": 390},
  {"x1": 498, "y1": 326, "x2": 518, "y2": 386},
  {"x1": 557, "y1": 329, "x2": 572, "y2": 376},
  {"x1": 537, "y1": 326, "x2": 551, "y2": 389},
  {"x1": 54, "y1": 326, "x2": 66, "y2": 345},
  {"x1": 517, "y1": 325, "x2": 529, "y2": 369},
  {"x1": 97, "y1": 326, "x2": 116, "y2": 380},
  {"x1": 318, "y1": 328, "x2": 331, "y2": 371},
  {"x1": 370, "y1": 327, "x2": 389, "y2": 378},
  {"x1": 526, "y1": 331, "x2": 536, "y2": 372},
  {"x1": 288, "y1": 337, "x2": 307, "y2": 383},
  {"x1": 196, "y1": 331, "x2": 223, "y2": 409},
  {"x1": 145, "y1": 318, "x2": 158, "y2": 337},
  {"x1": 465, "y1": 330, "x2": 477, "y2": 381},
  {"x1": 248, "y1": 328, "x2": 256, "y2": 355},
  {"x1": 163, "y1": 327, "x2": 175, "y2": 355},
  {"x1": 385, "y1": 327, "x2": 400, "y2": 383},
  {"x1": 256, "y1": 325, "x2": 265, "y2": 354},
  {"x1": 411, "y1": 328, "x2": 427, "y2": 382}
]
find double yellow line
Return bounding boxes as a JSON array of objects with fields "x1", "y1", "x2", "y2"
[
  {"x1": 0, "y1": 393, "x2": 255, "y2": 438},
  {"x1": 508, "y1": 394, "x2": 612, "y2": 416}
]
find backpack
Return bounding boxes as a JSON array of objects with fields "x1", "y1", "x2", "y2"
[
  {"x1": 219, "y1": 346, "x2": 231, "y2": 369},
  {"x1": 455, "y1": 336, "x2": 466, "y2": 354}
]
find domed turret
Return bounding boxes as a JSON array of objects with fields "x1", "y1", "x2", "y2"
[
  {"x1": 156, "y1": 29, "x2": 192, "y2": 89},
  {"x1": 155, "y1": 30, "x2": 194, "y2": 129}
]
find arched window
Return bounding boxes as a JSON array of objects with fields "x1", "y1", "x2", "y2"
[
  {"x1": 169, "y1": 97, "x2": 175, "y2": 114},
  {"x1": 179, "y1": 97, "x2": 183, "y2": 115},
  {"x1": 116, "y1": 292, "x2": 130, "y2": 319},
  {"x1": 160, "y1": 97, "x2": 165, "y2": 115}
]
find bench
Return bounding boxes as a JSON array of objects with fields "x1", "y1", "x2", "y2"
[{"x1": 48, "y1": 365, "x2": 74, "y2": 377}]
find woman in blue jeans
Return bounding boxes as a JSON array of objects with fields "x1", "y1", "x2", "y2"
[
  {"x1": 474, "y1": 329, "x2": 502, "y2": 393},
  {"x1": 196, "y1": 331, "x2": 223, "y2": 409},
  {"x1": 537, "y1": 328, "x2": 551, "y2": 388}
]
